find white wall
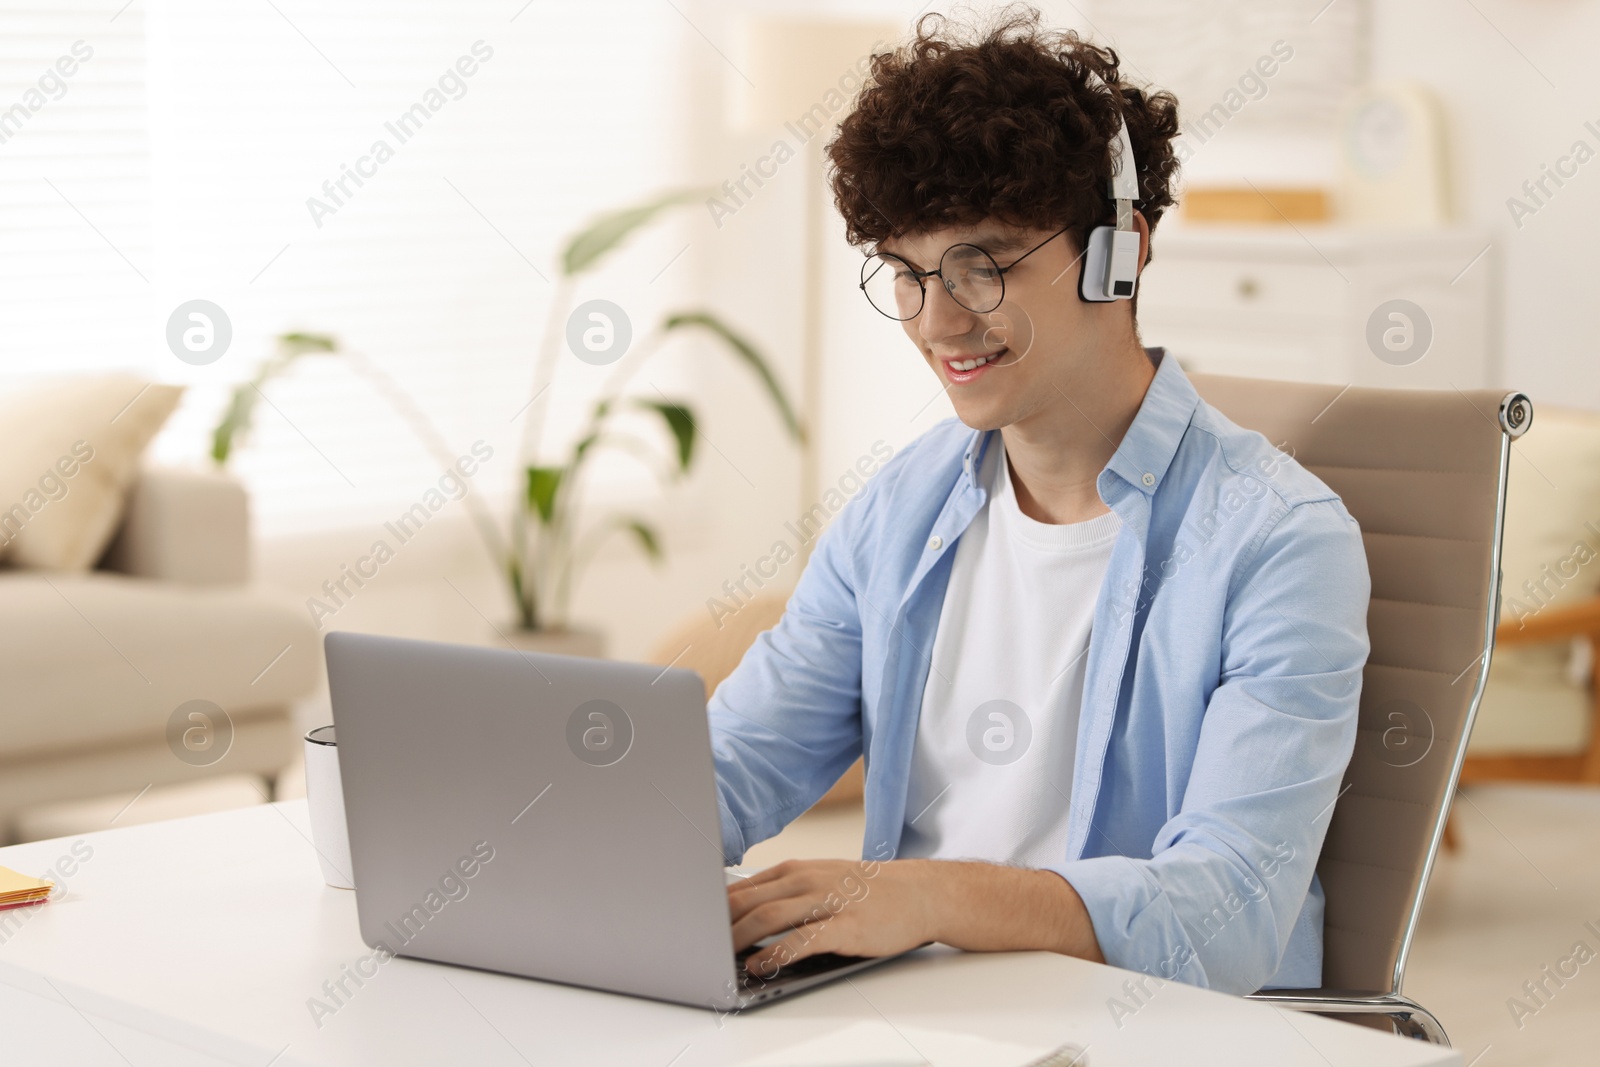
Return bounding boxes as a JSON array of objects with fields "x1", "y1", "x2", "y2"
[{"x1": 1366, "y1": 0, "x2": 1600, "y2": 409}]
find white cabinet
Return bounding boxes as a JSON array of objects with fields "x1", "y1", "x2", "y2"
[{"x1": 1135, "y1": 224, "x2": 1496, "y2": 389}]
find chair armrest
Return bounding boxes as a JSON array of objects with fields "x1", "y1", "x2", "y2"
[
  {"x1": 1496, "y1": 594, "x2": 1600, "y2": 647},
  {"x1": 99, "y1": 466, "x2": 250, "y2": 585},
  {"x1": 1247, "y1": 989, "x2": 1448, "y2": 1044}
]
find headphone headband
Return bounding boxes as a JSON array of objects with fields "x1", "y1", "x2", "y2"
[{"x1": 1075, "y1": 65, "x2": 1140, "y2": 205}]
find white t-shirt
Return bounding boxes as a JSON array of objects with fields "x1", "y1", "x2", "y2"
[{"x1": 897, "y1": 434, "x2": 1121, "y2": 868}]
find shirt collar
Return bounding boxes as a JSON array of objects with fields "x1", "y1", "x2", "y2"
[
  {"x1": 959, "y1": 346, "x2": 1199, "y2": 498},
  {"x1": 1102, "y1": 345, "x2": 1199, "y2": 496}
]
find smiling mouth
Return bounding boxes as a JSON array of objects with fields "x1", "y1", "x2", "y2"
[{"x1": 942, "y1": 349, "x2": 1005, "y2": 372}]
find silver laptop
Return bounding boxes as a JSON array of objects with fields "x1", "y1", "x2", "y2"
[{"x1": 324, "y1": 630, "x2": 902, "y2": 1011}]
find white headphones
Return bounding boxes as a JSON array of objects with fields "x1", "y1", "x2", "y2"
[{"x1": 1075, "y1": 66, "x2": 1142, "y2": 303}]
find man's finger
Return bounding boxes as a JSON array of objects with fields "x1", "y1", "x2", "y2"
[
  {"x1": 729, "y1": 863, "x2": 785, "y2": 889},
  {"x1": 725, "y1": 861, "x2": 797, "y2": 909},
  {"x1": 726, "y1": 869, "x2": 812, "y2": 924},
  {"x1": 744, "y1": 918, "x2": 838, "y2": 978},
  {"x1": 730, "y1": 892, "x2": 839, "y2": 951}
]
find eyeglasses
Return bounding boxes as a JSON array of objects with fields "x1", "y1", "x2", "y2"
[{"x1": 859, "y1": 226, "x2": 1068, "y2": 321}]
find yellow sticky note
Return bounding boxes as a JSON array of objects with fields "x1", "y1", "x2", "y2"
[{"x1": 0, "y1": 865, "x2": 54, "y2": 898}]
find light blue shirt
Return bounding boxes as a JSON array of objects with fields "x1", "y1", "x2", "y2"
[{"x1": 709, "y1": 347, "x2": 1370, "y2": 995}]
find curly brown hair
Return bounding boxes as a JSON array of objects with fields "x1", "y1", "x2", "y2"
[{"x1": 825, "y1": 5, "x2": 1181, "y2": 310}]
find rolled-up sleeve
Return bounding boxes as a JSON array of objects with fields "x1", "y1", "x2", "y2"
[{"x1": 1047, "y1": 498, "x2": 1370, "y2": 995}]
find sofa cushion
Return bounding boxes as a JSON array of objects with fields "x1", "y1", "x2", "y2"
[
  {"x1": 0, "y1": 375, "x2": 183, "y2": 570},
  {"x1": 101, "y1": 466, "x2": 250, "y2": 585},
  {"x1": 0, "y1": 571, "x2": 318, "y2": 761}
]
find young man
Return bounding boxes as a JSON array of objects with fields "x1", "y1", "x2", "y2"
[{"x1": 712, "y1": 9, "x2": 1370, "y2": 997}]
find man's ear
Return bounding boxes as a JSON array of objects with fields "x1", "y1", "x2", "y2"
[{"x1": 1133, "y1": 210, "x2": 1151, "y2": 276}]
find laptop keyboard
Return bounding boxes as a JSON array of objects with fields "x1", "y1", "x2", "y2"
[{"x1": 735, "y1": 944, "x2": 869, "y2": 990}]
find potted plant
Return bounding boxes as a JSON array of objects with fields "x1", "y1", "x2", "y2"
[{"x1": 212, "y1": 189, "x2": 804, "y2": 658}]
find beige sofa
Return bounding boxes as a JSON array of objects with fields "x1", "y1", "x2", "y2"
[{"x1": 0, "y1": 466, "x2": 320, "y2": 843}]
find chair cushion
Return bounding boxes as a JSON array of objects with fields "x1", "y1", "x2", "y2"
[
  {"x1": 0, "y1": 571, "x2": 318, "y2": 761},
  {"x1": 0, "y1": 375, "x2": 183, "y2": 570}
]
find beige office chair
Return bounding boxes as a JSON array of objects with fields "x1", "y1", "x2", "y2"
[{"x1": 1190, "y1": 374, "x2": 1532, "y2": 1046}]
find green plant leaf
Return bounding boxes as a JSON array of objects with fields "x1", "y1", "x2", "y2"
[
  {"x1": 526, "y1": 465, "x2": 564, "y2": 525},
  {"x1": 662, "y1": 311, "x2": 805, "y2": 443},
  {"x1": 611, "y1": 517, "x2": 663, "y2": 563},
  {"x1": 632, "y1": 399, "x2": 695, "y2": 471},
  {"x1": 210, "y1": 387, "x2": 258, "y2": 466},
  {"x1": 278, "y1": 332, "x2": 339, "y2": 357},
  {"x1": 573, "y1": 514, "x2": 665, "y2": 575},
  {"x1": 209, "y1": 332, "x2": 339, "y2": 467},
  {"x1": 561, "y1": 189, "x2": 711, "y2": 276},
  {"x1": 571, "y1": 396, "x2": 612, "y2": 463}
]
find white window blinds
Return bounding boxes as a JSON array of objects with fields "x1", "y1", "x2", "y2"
[{"x1": 1, "y1": 1, "x2": 691, "y2": 537}]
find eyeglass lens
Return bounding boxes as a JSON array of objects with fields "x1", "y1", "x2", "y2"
[{"x1": 860, "y1": 244, "x2": 1004, "y2": 320}]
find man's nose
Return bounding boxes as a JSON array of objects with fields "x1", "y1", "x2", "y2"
[{"x1": 917, "y1": 277, "x2": 977, "y2": 346}]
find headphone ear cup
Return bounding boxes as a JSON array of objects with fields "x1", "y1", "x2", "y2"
[
  {"x1": 1106, "y1": 228, "x2": 1140, "y2": 299},
  {"x1": 1077, "y1": 225, "x2": 1140, "y2": 303},
  {"x1": 1078, "y1": 225, "x2": 1115, "y2": 303}
]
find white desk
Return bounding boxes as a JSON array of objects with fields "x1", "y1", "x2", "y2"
[{"x1": 0, "y1": 802, "x2": 1458, "y2": 1066}]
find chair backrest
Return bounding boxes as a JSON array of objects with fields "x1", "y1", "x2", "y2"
[{"x1": 1189, "y1": 373, "x2": 1529, "y2": 995}]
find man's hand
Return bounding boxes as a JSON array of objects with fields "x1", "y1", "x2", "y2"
[{"x1": 727, "y1": 857, "x2": 1105, "y2": 978}]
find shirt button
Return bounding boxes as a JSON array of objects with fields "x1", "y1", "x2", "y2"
[
  {"x1": 928, "y1": 535, "x2": 943, "y2": 551},
  {"x1": 1141, "y1": 472, "x2": 1156, "y2": 487}
]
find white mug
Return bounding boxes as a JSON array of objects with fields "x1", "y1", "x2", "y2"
[{"x1": 304, "y1": 725, "x2": 355, "y2": 889}]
